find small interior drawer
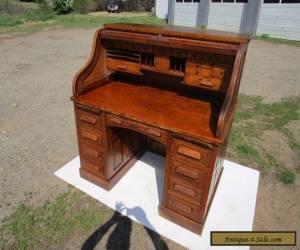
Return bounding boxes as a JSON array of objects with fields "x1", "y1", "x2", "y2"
[
  {"x1": 171, "y1": 138, "x2": 211, "y2": 167},
  {"x1": 107, "y1": 58, "x2": 141, "y2": 75}
]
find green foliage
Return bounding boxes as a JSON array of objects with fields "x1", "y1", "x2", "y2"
[
  {"x1": 0, "y1": 15, "x2": 23, "y2": 26},
  {"x1": 0, "y1": 190, "x2": 110, "y2": 249},
  {"x1": 24, "y1": 9, "x2": 55, "y2": 21},
  {"x1": 73, "y1": 0, "x2": 88, "y2": 14},
  {"x1": 278, "y1": 168, "x2": 295, "y2": 184},
  {"x1": 51, "y1": 0, "x2": 74, "y2": 14}
]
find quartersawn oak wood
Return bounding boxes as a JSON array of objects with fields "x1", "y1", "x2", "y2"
[{"x1": 71, "y1": 23, "x2": 250, "y2": 234}]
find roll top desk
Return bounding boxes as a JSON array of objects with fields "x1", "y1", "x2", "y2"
[{"x1": 71, "y1": 23, "x2": 250, "y2": 234}]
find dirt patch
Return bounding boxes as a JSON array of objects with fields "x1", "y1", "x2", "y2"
[{"x1": 260, "y1": 130, "x2": 297, "y2": 171}]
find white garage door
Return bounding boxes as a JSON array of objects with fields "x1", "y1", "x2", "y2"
[{"x1": 207, "y1": 0, "x2": 248, "y2": 32}]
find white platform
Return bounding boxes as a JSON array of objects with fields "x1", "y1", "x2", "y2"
[{"x1": 55, "y1": 152, "x2": 259, "y2": 250}]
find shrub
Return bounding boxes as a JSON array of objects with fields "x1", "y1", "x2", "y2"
[
  {"x1": 278, "y1": 168, "x2": 295, "y2": 184},
  {"x1": 73, "y1": 0, "x2": 88, "y2": 14},
  {"x1": 51, "y1": 0, "x2": 74, "y2": 14}
]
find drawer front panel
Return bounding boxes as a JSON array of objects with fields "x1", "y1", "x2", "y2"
[
  {"x1": 80, "y1": 143, "x2": 104, "y2": 162},
  {"x1": 171, "y1": 138, "x2": 211, "y2": 167},
  {"x1": 76, "y1": 107, "x2": 103, "y2": 132},
  {"x1": 167, "y1": 195, "x2": 201, "y2": 222},
  {"x1": 171, "y1": 159, "x2": 208, "y2": 184},
  {"x1": 81, "y1": 158, "x2": 103, "y2": 176},
  {"x1": 107, "y1": 58, "x2": 141, "y2": 75},
  {"x1": 107, "y1": 114, "x2": 168, "y2": 145},
  {"x1": 168, "y1": 177, "x2": 203, "y2": 204},
  {"x1": 79, "y1": 128, "x2": 103, "y2": 146}
]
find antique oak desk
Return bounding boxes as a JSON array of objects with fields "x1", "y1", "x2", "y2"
[{"x1": 71, "y1": 24, "x2": 250, "y2": 234}]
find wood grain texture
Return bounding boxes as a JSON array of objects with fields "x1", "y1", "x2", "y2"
[{"x1": 71, "y1": 24, "x2": 249, "y2": 234}]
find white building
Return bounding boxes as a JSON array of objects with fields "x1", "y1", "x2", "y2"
[{"x1": 155, "y1": 0, "x2": 300, "y2": 41}]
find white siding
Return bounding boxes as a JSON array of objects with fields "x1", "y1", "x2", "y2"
[
  {"x1": 174, "y1": 3, "x2": 199, "y2": 27},
  {"x1": 155, "y1": 0, "x2": 169, "y2": 19},
  {"x1": 207, "y1": 3, "x2": 245, "y2": 32},
  {"x1": 257, "y1": 4, "x2": 300, "y2": 41}
]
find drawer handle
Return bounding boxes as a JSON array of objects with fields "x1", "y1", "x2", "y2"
[
  {"x1": 177, "y1": 146, "x2": 201, "y2": 160},
  {"x1": 147, "y1": 129, "x2": 161, "y2": 137},
  {"x1": 174, "y1": 184, "x2": 195, "y2": 198},
  {"x1": 83, "y1": 148, "x2": 100, "y2": 159},
  {"x1": 81, "y1": 131, "x2": 99, "y2": 143},
  {"x1": 117, "y1": 65, "x2": 128, "y2": 71},
  {"x1": 175, "y1": 166, "x2": 199, "y2": 180},
  {"x1": 110, "y1": 117, "x2": 122, "y2": 125},
  {"x1": 200, "y1": 78, "x2": 213, "y2": 87},
  {"x1": 80, "y1": 115, "x2": 97, "y2": 125}
]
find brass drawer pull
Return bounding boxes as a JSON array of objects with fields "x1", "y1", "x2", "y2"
[
  {"x1": 117, "y1": 65, "x2": 128, "y2": 71},
  {"x1": 81, "y1": 131, "x2": 99, "y2": 142},
  {"x1": 147, "y1": 129, "x2": 161, "y2": 137},
  {"x1": 110, "y1": 117, "x2": 122, "y2": 125},
  {"x1": 83, "y1": 148, "x2": 100, "y2": 159},
  {"x1": 80, "y1": 115, "x2": 97, "y2": 125},
  {"x1": 177, "y1": 146, "x2": 201, "y2": 160}
]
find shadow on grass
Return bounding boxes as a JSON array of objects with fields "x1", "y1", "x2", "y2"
[{"x1": 82, "y1": 202, "x2": 169, "y2": 250}]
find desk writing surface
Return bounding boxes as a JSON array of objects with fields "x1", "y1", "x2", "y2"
[{"x1": 74, "y1": 81, "x2": 220, "y2": 143}]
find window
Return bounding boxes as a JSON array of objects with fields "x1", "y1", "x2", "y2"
[
  {"x1": 212, "y1": 0, "x2": 247, "y2": 2},
  {"x1": 263, "y1": 0, "x2": 280, "y2": 3},
  {"x1": 193, "y1": 0, "x2": 200, "y2": 2},
  {"x1": 176, "y1": 0, "x2": 183, "y2": 2},
  {"x1": 281, "y1": 0, "x2": 300, "y2": 3}
]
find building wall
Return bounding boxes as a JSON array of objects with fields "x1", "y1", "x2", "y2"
[
  {"x1": 257, "y1": 3, "x2": 300, "y2": 41},
  {"x1": 173, "y1": 3, "x2": 199, "y2": 26},
  {"x1": 207, "y1": 3, "x2": 245, "y2": 32},
  {"x1": 155, "y1": 0, "x2": 169, "y2": 18}
]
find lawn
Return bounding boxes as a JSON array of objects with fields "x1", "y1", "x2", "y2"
[{"x1": 0, "y1": 9, "x2": 166, "y2": 35}]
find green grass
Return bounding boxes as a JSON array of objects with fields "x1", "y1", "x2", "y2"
[
  {"x1": 256, "y1": 34, "x2": 300, "y2": 47},
  {"x1": 0, "y1": 189, "x2": 111, "y2": 249},
  {"x1": 0, "y1": 11, "x2": 166, "y2": 35},
  {"x1": 228, "y1": 95, "x2": 300, "y2": 184}
]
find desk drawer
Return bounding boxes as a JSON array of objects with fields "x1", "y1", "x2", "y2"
[
  {"x1": 168, "y1": 176, "x2": 203, "y2": 204},
  {"x1": 75, "y1": 107, "x2": 104, "y2": 132},
  {"x1": 171, "y1": 138, "x2": 211, "y2": 167},
  {"x1": 81, "y1": 158, "x2": 104, "y2": 176},
  {"x1": 80, "y1": 143, "x2": 104, "y2": 163},
  {"x1": 107, "y1": 58, "x2": 141, "y2": 75},
  {"x1": 170, "y1": 159, "x2": 208, "y2": 184},
  {"x1": 166, "y1": 194, "x2": 201, "y2": 222},
  {"x1": 79, "y1": 128, "x2": 103, "y2": 146},
  {"x1": 107, "y1": 114, "x2": 168, "y2": 145}
]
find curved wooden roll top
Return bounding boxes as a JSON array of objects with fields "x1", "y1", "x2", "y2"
[{"x1": 72, "y1": 23, "x2": 249, "y2": 145}]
